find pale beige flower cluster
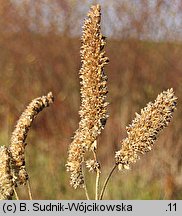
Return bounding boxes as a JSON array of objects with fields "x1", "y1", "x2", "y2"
[
  {"x1": 79, "y1": 4, "x2": 109, "y2": 150},
  {"x1": 0, "y1": 146, "x2": 13, "y2": 200},
  {"x1": 86, "y1": 159, "x2": 100, "y2": 172},
  {"x1": 66, "y1": 5, "x2": 109, "y2": 189},
  {"x1": 115, "y1": 88, "x2": 177, "y2": 170},
  {"x1": 9, "y1": 92, "x2": 54, "y2": 186},
  {"x1": 0, "y1": 92, "x2": 53, "y2": 200}
]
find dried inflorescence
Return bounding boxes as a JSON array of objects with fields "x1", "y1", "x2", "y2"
[
  {"x1": 0, "y1": 146, "x2": 14, "y2": 200},
  {"x1": 79, "y1": 4, "x2": 109, "y2": 150},
  {"x1": 9, "y1": 92, "x2": 54, "y2": 185},
  {"x1": 66, "y1": 132, "x2": 85, "y2": 188},
  {"x1": 66, "y1": 5, "x2": 109, "y2": 188},
  {"x1": 86, "y1": 159, "x2": 100, "y2": 172},
  {"x1": 115, "y1": 88, "x2": 177, "y2": 170}
]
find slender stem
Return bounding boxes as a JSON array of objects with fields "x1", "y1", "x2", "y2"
[
  {"x1": 13, "y1": 186, "x2": 19, "y2": 200},
  {"x1": 99, "y1": 164, "x2": 117, "y2": 200},
  {"x1": 92, "y1": 140, "x2": 100, "y2": 200},
  {"x1": 83, "y1": 184, "x2": 90, "y2": 200},
  {"x1": 82, "y1": 163, "x2": 90, "y2": 200},
  {"x1": 27, "y1": 180, "x2": 33, "y2": 200},
  {"x1": 95, "y1": 168, "x2": 100, "y2": 200}
]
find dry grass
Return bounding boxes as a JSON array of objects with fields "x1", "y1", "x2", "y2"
[{"x1": 0, "y1": 4, "x2": 179, "y2": 200}]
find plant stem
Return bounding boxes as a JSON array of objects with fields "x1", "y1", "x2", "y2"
[
  {"x1": 83, "y1": 185, "x2": 90, "y2": 200},
  {"x1": 13, "y1": 186, "x2": 19, "y2": 200},
  {"x1": 95, "y1": 167, "x2": 100, "y2": 200},
  {"x1": 99, "y1": 164, "x2": 117, "y2": 200},
  {"x1": 92, "y1": 140, "x2": 100, "y2": 200},
  {"x1": 27, "y1": 180, "x2": 32, "y2": 200},
  {"x1": 82, "y1": 163, "x2": 90, "y2": 200}
]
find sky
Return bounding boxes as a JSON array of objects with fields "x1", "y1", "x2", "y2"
[{"x1": 10, "y1": 0, "x2": 182, "y2": 41}]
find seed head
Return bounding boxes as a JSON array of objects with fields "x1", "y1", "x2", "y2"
[
  {"x1": 66, "y1": 4, "x2": 109, "y2": 188},
  {"x1": 86, "y1": 159, "x2": 100, "y2": 172},
  {"x1": 0, "y1": 146, "x2": 13, "y2": 200},
  {"x1": 79, "y1": 4, "x2": 109, "y2": 150},
  {"x1": 9, "y1": 92, "x2": 54, "y2": 185},
  {"x1": 115, "y1": 88, "x2": 177, "y2": 170}
]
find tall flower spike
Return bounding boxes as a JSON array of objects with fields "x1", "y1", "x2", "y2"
[
  {"x1": 66, "y1": 4, "x2": 109, "y2": 188},
  {"x1": 115, "y1": 88, "x2": 177, "y2": 170},
  {"x1": 9, "y1": 92, "x2": 54, "y2": 185},
  {"x1": 0, "y1": 146, "x2": 14, "y2": 200}
]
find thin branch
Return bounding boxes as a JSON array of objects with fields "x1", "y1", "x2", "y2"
[
  {"x1": 92, "y1": 140, "x2": 101, "y2": 200},
  {"x1": 27, "y1": 180, "x2": 32, "y2": 200},
  {"x1": 99, "y1": 165, "x2": 117, "y2": 200},
  {"x1": 13, "y1": 187, "x2": 19, "y2": 200},
  {"x1": 83, "y1": 185, "x2": 90, "y2": 200},
  {"x1": 95, "y1": 168, "x2": 100, "y2": 200},
  {"x1": 92, "y1": 143, "x2": 100, "y2": 200},
  {"x1": 82, "y1": 163, "x2": 90, "y2": 200}
]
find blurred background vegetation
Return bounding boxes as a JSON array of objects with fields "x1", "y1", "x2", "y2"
[{"x1": 0, "y1": 0, "x2": 182, "y2": 199}]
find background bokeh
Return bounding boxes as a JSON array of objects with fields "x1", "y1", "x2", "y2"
[{"x1": 0, "y1": 0, "x2": 182, "y2": 199}]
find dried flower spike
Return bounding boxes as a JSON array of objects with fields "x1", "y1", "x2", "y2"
[
  {"x1": 9, "y1": 92, "x2": 54, "y2": 185},
  {"x1": 86, "y1": 159, "x2": 100, "y2": 172},
  {"x1": 0, "y1": 146, "x2": 14, "y2": 200},
  {"x1": 115, "y1": 88, "x2": 177, "y2": 170},
  {"x1": 66, "y1": 4, "x2": 109, "y2": 188},
  {"x1": 79, "y1": 4, "x2": 109, "y2": 150}
]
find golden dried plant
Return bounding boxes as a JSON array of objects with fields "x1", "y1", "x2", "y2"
[
  {"x1": 115, "y1": 88, "x2": 177, "y2": 170},
  {"x1": 99, "y1": 88, "x2": 177, "y2": 200},
  {"x1": 0, "y1": 146, "x2": 13, "y2": 200},
  {"x1": 9, "y1": 92, "x2": 54, "y2": 186},
  {"x1": 0, "y1": 4, "x2": 178, "y2": 200},
  {"x1": 66, "y1": 5, "x2": 177, "y2": 200},
  {"x1": 66, "y1": 4, "x2": 109, "y2": 189}
]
